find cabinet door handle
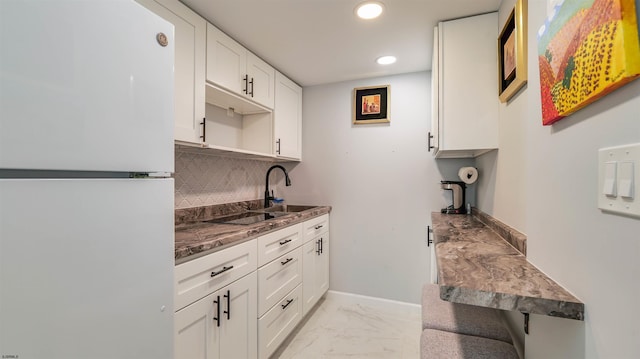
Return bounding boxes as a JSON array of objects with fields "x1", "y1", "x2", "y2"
[
  {"x1": 320, "y1": 237, "x2": 323, "y2": 254},
  {"x1": 316, "y1": 239, "x2": 321, "y2": 255},
  {"x1": 279, "y1": 238, "x2": 292, "y2": 246},
  {"x1": 223, "y1": 290, "x2": 230, "y2": 320},
  {"x1": 281, "y1": 257, "x2": 293, "y2": 266},
  {"x1": 200, "y1": 118, "x2": 206, "y2": 143},
  {"x1": 281, "y1": 298, "x2": 294, "y2": 310},
  {"x1": 428, "y1": 132, "x2": 434, "y2": 151},
  {"x1": 211, "y1": 265, "x2": 234, "y2": 277},
  {"x1": 213, "y1": 296, "x2": 220, "y2": 327},
  {"x1": 249, "y1": 77, "x2": 254, "y2": 97},
  {"x1": 276, "y1": 138, "x2": 281, "y2": 155},
  {"x1": 243, "y1": 75, "x2": 249, "y2": 94},
  {"x1": 427, "y1": 226, "x2": 433, "y2": 247}
]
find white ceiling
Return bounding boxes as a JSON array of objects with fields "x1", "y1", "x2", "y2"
[{"x1": 180, "y1": 0, "x2": 501, "y2": 87}]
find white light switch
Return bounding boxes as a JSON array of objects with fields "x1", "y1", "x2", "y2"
[
  {"x1": 598, "y1": 143, "x2": 640, "y2": 219},
  {"x1": 603, "y1": 161, "x2": 617, "y2": 197},
  {"x1": 619, "y1": 161, "x2": 634, "y2": 199}
]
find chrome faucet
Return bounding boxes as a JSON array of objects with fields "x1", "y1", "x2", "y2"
[{"x1": 264, "y1": 165, "x2": 291, "y2": 208}]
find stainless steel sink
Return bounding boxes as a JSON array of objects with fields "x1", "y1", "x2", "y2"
[
  {"x1": 204, "y1": 211, "x2": 288, "y2": 225},
  {"x1": 258, "y1": 204, "x2": 317, "y2": 213}
]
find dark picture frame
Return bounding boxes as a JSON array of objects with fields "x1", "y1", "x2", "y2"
[
  {"x1": 353, "y1": 85, "x2": 390, "y2": 124},
  {"x1": 498, "y1": 0, "x2": 527, "y2": 103}
]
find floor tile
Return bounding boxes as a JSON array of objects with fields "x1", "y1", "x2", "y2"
[{"x1": 273, "y1": 291, "x2": 421, "y2": 359}]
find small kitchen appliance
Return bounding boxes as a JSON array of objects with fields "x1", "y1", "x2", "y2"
[{"x1": 441, "y1": 180, "x2": 467, "y2": 214}]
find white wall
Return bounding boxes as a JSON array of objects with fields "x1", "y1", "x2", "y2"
[
  {"x1": 477, "y1": 0, "x2": 640, "y2": 357},
  {"x1": 282, "y1": 72, "x2": 475, "y2": 304}
]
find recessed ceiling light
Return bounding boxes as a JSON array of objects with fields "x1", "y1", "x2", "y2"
[
  {"x1": 376, "y1": 55, "x2": 396, "y2": 65},
  {"x1": 355, "y1": 2, "x2": 384, "y2": 20}
]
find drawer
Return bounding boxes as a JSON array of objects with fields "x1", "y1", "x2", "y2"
[
  {"x1": 174, "y1": 239, "x2": 257, "y2": 311},
  {"x1": 302, "y1": 214, "x2": 329, "y2": 242},
  {"x1": 258, "y1": 284, "x2": 302, "y2": 359},
  {"x1": 257, "y1": 246, "x2": 302, "y2": 316},
  {"x1": 257, "y1": 223, "x2": 303, "y2": 267}
]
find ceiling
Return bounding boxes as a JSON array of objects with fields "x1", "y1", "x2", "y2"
[{"x1": 180, "y1": 0, "x2": 501, "y2": 87}]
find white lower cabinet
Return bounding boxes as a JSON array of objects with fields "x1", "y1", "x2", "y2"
[
  {"x1": 302, "y1": 233, "x2": 330, "y2": 316},
  {"x1": 175, "y1": 271, "x2": 257, "y2": 359},
  {"x1": 175, "y1": 214, "x2": 330, "y2": 359},
  {"x1": 258, "y1": 285, "x2": 303, "y2": 359},
  {"x1": 301, "y1": 215, "x2": 330, "y2": 316}
]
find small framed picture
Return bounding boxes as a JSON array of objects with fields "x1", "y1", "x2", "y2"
[
  {"x1": 498, "y1": 0, "x2": 527, "y2": 103},
  {"x1": 353, "y1": 85, "x2": 390, "y2": 124}
]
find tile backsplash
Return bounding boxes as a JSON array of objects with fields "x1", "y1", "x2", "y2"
[{"x1": 174, "y1": 148, "x2": 286, "y2": 209}]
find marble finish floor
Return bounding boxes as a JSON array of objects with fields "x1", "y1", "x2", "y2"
[{"x1": 273, "y1": 291, "x2": 421, "y2": 359}]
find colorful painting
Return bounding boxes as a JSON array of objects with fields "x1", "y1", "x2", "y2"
[{"x1": 537, "y1": 0, "x2": 640, "y2": 125}]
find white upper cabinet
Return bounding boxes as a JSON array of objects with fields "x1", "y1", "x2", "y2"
[
  {"x1": 206, "y1": 24, "x2": 275, "y2": 109},
  {"x1": 274, "y1": 72, "x2": 303, "y2": 160},
  {"x1": 136, "y1": 0, "x2": 206, "y2": 145},
  {"x1": 431, "y1": 12, "x2": 499, "y2": 158},
  {"x1": 247, "y1": 54, "x2": 276, "y2": 109},
  {"x1": 206, "y1": 24, "x2": 245, "y2": 96}
]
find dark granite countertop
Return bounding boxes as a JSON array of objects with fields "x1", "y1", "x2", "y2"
[
  {"x1": 431, "y1": 211, "x2": 584, "y2": 321},
  {"x1": 175, "y1": 203, "x2": 331, "y2": 264}
]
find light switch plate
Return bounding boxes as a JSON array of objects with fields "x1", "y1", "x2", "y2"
[{"x1": 598, "y1": 143, "x2": 640, "y2": 218}]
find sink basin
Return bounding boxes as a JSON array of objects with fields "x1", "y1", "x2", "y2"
[
  {"x1": 259, "y1": 204, "x2": 317, "y2": 213},
  {"x1": 205, "y1": 211, "x2": 288, "y2": 225}
]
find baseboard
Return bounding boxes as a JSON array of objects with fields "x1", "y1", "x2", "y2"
[{"x1": 326, "y1": 290, "x2": 421, "y2": 312}]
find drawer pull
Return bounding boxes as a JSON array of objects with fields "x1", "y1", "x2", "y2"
[
  {"x1": 211, "y1": 265, "x2": 234, "y2": 277},
  {"x1": 281, "y1": 257, "x2": 293, "y2": 266},
  {"x1": 314, "y1": 225, "x2": 323, "y2": 230},
  {"x1": 279, "y1": 239, "x2": 292, "y2": 245},
  {"x1": 281, "y1": 298, "x2": 294, "y2": 310}
]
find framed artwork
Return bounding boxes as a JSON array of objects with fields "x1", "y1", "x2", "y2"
[
  {"x1": 537, "y1": 0, "x2": 640, "y2": 125},
  {"x1": 498, "y1": 0, "x2": 528, "y2": 103},
  {"x1": 353, "y1": 85, "x2": 390, "y2": 124}
]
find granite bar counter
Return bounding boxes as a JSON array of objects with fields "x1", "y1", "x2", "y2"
[
  {"x1": 175, "y1": 200, "x2": 331, "y2": 264},
  {"x1": 431, "y1": 211, "x2": 584, "y2": 321}
]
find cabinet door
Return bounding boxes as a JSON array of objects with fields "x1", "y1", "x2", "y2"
[
  {"x1": 429, "y1": 26, "x2": 440, "y2": 154},
  {"x1": 316, "y1": 234, "x2": 330, "y2": 297},
  {"x1": 219, "y1": 272, "x2": 258, "y2": 359},
  {"x1": 206, "y1": 24, "x2": 246, "y2": 95},
  {"x1": 438, "y1": 13, "x2": 498, "y2": 155},
  {"x1": 274, "y1": 71, "x2": 302, "y2": 160},
  {"x1": 136, "y1": 0, "x2": 206, "y2": 145},
  {"x1": 175, "y1": 293, "x2": 217, "y2": 359},
  {"x1": 301, "y1": 238, "x2": 318, "y2": 316},
  {"x1": 302, "y1": 233, "x2": 329, "y2": 316},
  {"x1": 247, "y1": 52, "x2": 275, "y2": 109}
]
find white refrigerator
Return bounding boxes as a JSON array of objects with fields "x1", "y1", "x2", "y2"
[{"x1": 1, "y1": 1, "x2": 175, "y2": 358}]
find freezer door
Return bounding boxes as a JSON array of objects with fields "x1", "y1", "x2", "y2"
[
  {"x1": 0, "y1": 0, "x2": 174, "y2": 173},
  {"x1": 0, "y1": 179, "x2": 174, "y2": 359}
]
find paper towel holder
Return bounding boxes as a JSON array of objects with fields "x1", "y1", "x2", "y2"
[{"x1": 458, "y1": 166, "x2": 479, "y2": 185}]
